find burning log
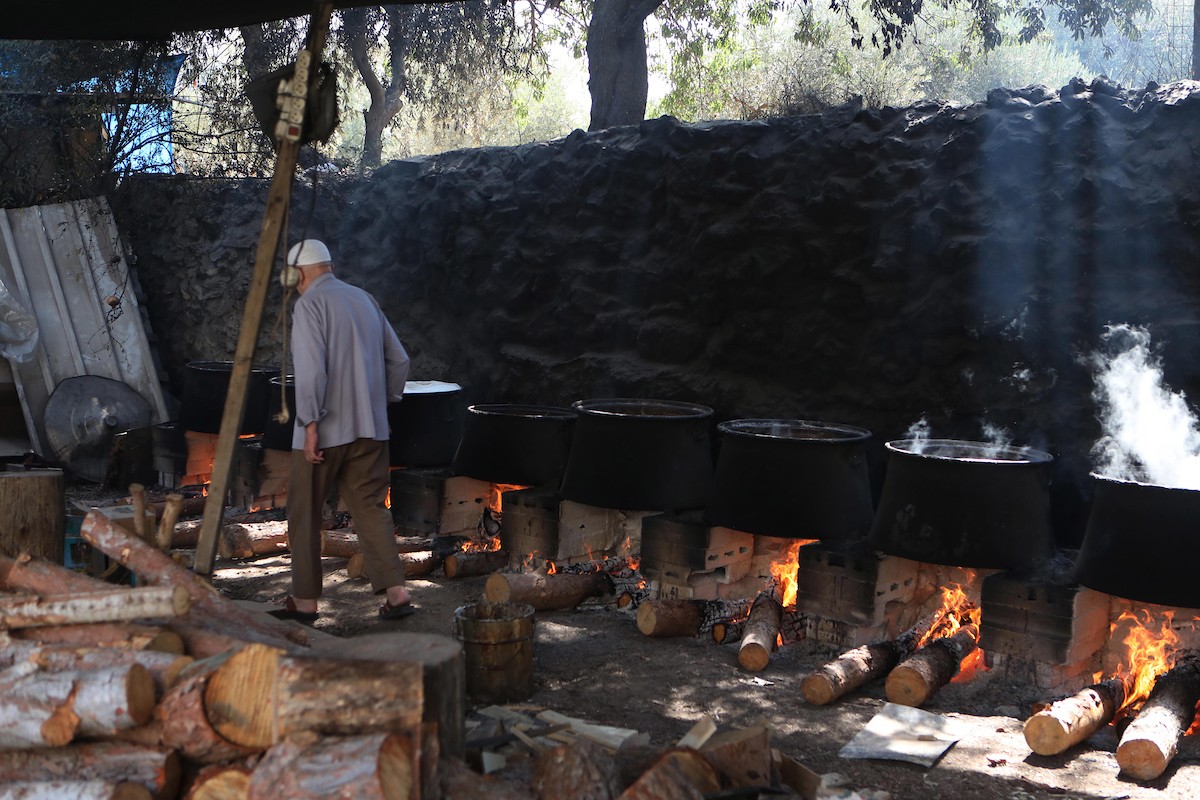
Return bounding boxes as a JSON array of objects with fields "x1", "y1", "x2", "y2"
[
  {"x1": 801, "y1": 611, "x2": 942, "y2": 706},
  {"x1": 444, "y1": 549, "x2": 509, "y2": 579},
  {"x1": 0, "y1": 586, "x2": 190, "y2": 629},
  {"x1": 80, "y1": 510, "x2": 304, "y2": 649},
  {"x1": 1116, "y1": 657, "x2": 1200, "y2": 781},
  {"x1": 738, "y1": 590, "x2": 784, "y2": 673},
  {"x1": 485, "y1": 570, "x2": 613, "y2": 611},
  {"x1": 0, "y1": 743, "x2": 180, "y2": 799},
  {"x1": 1024, "y1": 675, "x2": 1132, "y2": 756},
  {"x1": 885, "y1": 622, "x2": 980, "y2": 707},
  {"x1": 245, "y1": 731, "x2": 417, "y2": 800},
  {"x1": 711, "y1": 619, "x2": 743, "y2": 645},
  {"x1": 0, "y1": 782, "x2": 150, "y2": 800}
]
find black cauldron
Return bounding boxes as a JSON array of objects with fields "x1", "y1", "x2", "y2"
[
  {"x1": 178, "y1": 361, "x2": 278, "y2": 435},
  {"x1": 558, "y1": 398, "x2": 714, "y2": 511},
  {"x1": 452, "y1": 404, "x2": 577, "y2": 487},
  {"x1": 707, "y1": 419, "x2": 873, "y2": 540},
  {"x1": 262, "y1": 375, "x2": 296, "y2": 451},
  {"x1": 388, "y1": 381, "x2": 465, "y2": 467},
  {"x1": 1073, "y1": 474, "x2": 1200, "y2": 609},
  {"x1": 869, "y1": 438, "x2": 1054, "y2": 571}
]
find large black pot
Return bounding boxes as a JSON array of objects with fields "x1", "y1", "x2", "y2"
[
  {"x1": 388, "y1": 381, "x2": 465, "y2": 467},
  {"x1": 1073, "y1": 475, "x2": 1200, "y2": 608},
  {"x1": 452, "y1": 404, "x2": 577, "y2": 487},
  {"x1": 558, "y1": 398, "x2": 714, "y2": 511},
  {"x1": 869, "y1": 438, "x2": 1054, "y2": 571},
  {"x1": 178, "y1": 361, "x2": 278, "y2": 435},
  {"x1": 707, "y1": 419, "x2": 873, "y2": 540},
  {"x1": 262, "y1": 375, "x2": 296, "y2": 451}
]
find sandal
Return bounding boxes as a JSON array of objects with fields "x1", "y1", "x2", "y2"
[
  {"x1": 268, "y1": 596, "x2": 320, "y2": 624},
  {"x1": 379, "y1": 601, "x2": 417, "y2": 620}
]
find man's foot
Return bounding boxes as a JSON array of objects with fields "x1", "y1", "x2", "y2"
[
  {"x1": 268, "y1": 596, "x2": 319, "y2": 623},
  {"x1": 379, "y1": 600, "x2": 417, "y2": 620}
]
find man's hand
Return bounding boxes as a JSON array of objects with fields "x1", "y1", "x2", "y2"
[{"x1": 304, "y1": 422, "x2": 324, "y2": 464}]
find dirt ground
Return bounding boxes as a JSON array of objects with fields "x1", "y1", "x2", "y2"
[{"x1": 206, "y1": 548, "x2": 1200, "y2": 800}]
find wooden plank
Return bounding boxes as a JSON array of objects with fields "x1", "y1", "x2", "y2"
[{"x1": 195, "y1": 4, "x2": 334, "y2": 576}]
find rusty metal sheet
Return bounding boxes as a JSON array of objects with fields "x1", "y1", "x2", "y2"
[{"x1": 0, "y1": 198, "x2": 167, "y2": 456}]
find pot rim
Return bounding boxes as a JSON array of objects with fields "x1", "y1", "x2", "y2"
[
  {"x1": 885, "y1": 437, "x2": 1052, "y2": 464},
  {"x1": 468, "y1": 403, "x2": 577, "y2": 420},
  {"x1": 1089, "y1": 471, "x2": 1200, "y2": 492},
  {"x1": 186, "y1": 360, "x2": 278, "y2": 375},
  {"x1": 718, "y1": 418, "x2": 871, "y2": 443},
  {"x1": 572, "y1": 398, "x2": 713, "y2": 419}
]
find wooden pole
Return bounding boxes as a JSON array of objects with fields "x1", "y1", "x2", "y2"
[{"x1": 194, "y1": 3, "x2": 335, "y2": 576}]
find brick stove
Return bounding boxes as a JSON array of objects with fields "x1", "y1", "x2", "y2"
[{"x1": 174, "y1": 431, "x2": 289, "y2": 510}]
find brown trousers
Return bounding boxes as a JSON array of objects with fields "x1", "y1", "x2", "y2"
[{"x1": 287, "y1": 438, "x2": 405, "y2": 598}]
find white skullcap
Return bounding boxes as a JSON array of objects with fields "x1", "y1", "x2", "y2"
[{"x1": 287, "y1": 239, "x2": 332, "y2": 267}]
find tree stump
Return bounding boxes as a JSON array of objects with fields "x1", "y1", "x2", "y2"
[{"x1": 0, "y1": 469, "x2": 65, "y2": 565}]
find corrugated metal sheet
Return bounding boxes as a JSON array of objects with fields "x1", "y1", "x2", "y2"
[{"x1": 0, "y1": 197, "x2": 167, "y2": 456}]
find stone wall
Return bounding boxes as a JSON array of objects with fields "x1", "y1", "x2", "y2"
[{"x1": 111, "y1": 78, "x2": 1200, "y2": 547}]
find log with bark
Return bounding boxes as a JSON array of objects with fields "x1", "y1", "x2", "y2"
[
  {"x1": 700, "y1": 720, "x2": 772, "y2": 788},
  {"x1": 0, "y1": 742, "x2": 180, "y2": 799},
  {"x1": 182, "y1": 763, "x2": 252, "y2": 800},
  {"x1": 245, "y1": 732, "x2": 417, "y2": 800},
  {"x1": 484, "y1": 570, "x2": 613, "y2": 611},
  {"x1": 3, "y1": 664, "x2": 157, "y2": 738},
  {"x1": 155, "y1": 494, "x2": 185, "y2": 551},
  {"x1": 444, "y1": 549, "x2": 509, "y2": 579},
  {"x1": 0, "y1": 669, "x2": 79, "y2": 749},
  {"x1": 531, "y1": 739, "x2": 622, "y2": 800},
  {"x1": 1116, "y1": 657, "x2": 1200, "y2": 781},
  {"x1": 157, "y1": 652, "x2": 262, "y2": 764},
  {"x1": 80, "y1": 510, "x2": 304, "y2": 650},
  {"x1": 347, "y1": 549, "x2": 442, "y2": 581},
  {"x1": 636, "y1": 599, "x2": 707, "y2": 638},
  {"x1": 738, "y1": 590, "x2": 784, "y2": 673},
  {"x1": 618, "y1": 748, "x2": 721, "y2": 800},
  {"x1": 801, "y1": 611, "x2": 942, "y2": 706},
  {"x1": 218, "y1": 521, "x2": 289, "y2": 561},
  {"x1": 0, "y1": 586, "x2": 190, "y2": 629},
  {"x1": 27, "y1": 645, "x2": 193, "y2": 694},
  {"x1": 0, "y1": 783, "x2": 150, "y2": 800},
  {"x1": 12, "y1": 622, "x2": 184, "y2": 654},
  {"x1": 885, "y1": 622, "x2": 980, "y2": 708},
  {"x1": 1024, "y1": 675, "x2": 1132, "y2": 756}
]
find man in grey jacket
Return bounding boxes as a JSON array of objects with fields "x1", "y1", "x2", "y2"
[{"x1": 271, "y1": 239, "x2": 415, "y2": 622}]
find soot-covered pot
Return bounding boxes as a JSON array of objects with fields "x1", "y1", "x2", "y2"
[
  {"x1": 869, "y1": 438, "x2": 1054, "y2": 571},
  {"x1": 388, "y1": 381, "x2": 465, "y2": 467},
  {"x1": 558, "y1": 398, "x2": 714, "y2": 511},
  {"x1": 707, "y1": 419, "x2": 873, "y2": 540},
  {"x1": 1073, "y1": 474, "x2": 1200, "y2": 609},
  {"x1": 178, "y1": 361, "x2": 278, "y2": 435},
  {"x1": 452, "y1": 404, "x2": 577, "y2": 487}
]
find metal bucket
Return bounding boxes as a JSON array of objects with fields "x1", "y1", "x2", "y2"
[{"x1": 453, "y1": 602, "x2": 535, "y2": 704}]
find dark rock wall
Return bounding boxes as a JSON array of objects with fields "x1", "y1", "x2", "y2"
[{"x1": 112, "y1": 78, "x2": 1200, "y2": 547}]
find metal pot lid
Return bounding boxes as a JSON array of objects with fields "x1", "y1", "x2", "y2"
[
  {"x1": 885, "y1": 438, "x2": 1053, "y2": 465},
  {"x1": 719, "y1": 418, "x2": 871, "y2": 443},
  {"x1": 44, "y1": 375, "x2": 152, "y2": 483},
  {"x1": 403, "y1": 380, "x2": 462, "y2": 394}
]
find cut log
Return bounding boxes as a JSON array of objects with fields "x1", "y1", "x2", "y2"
[
  {"x1": 531, "y1": 739, "x2": 621, "y2": 800},
  {"x1": 80, "y1": 510, "x2": 303, "y2": 649},
  {"x1": 445, "y1": 549, "x2": 509, "y2": 579},
  {"x1": 183, "y1": 764, "x2": 252, "y2": 800},
  {"x1": 0, "y1": 586, "x2": 190, "y2": 628},
  {"x1": 440, "y1": 756, "x2": 533, "y2": 800},
  {"x1": 246, "y1": 732, "x2": 416, "y2": 800},
  {"x1": 618, "y1": 749, "x2": 720, "y2": 800},
  {"x1": 0, "y1": 552, "x2": 114, "y2": 595},
  {"x1": 1024, "y1": 676, "x2": 1132, "y2": 756},
  {"x1": 701, "y1": 720, "x2": 772, "y2": 788},
  {"x1": 159, "y1": 653, "x2": 262, "y2": 764},
  {"x1": 636, "y1": 600, "x2": 706, "y2": 638},
  {"x1": 0, "y1": 742, "x2": 179, "y2": 799},
  {"x1": 885, "y1": 622, "x2": 980, "y2": 708},
  {"x1": 348, "y1": 550, "x2": 441, "y2": 581},
  {"x1": 0, "y1": 469, "x2": 65, "y2": 564},
  {"x1": 330, "y1": 631, "x2": 467, "y2": 758},
  {"x1": 30, "y1": 646, "x2": 193, "y2": 694},
  {"x1": 12, "y1": 622, "x2": 184, "y2": 654},
  {"x1": 0, "y1": 782, "x2": 150, "y2": 800},
  {"x1": 1116, "y1": 658, "x2": 1200, "y2": 781},
  {"x1": 738, "y1": 592, "x2": 783, "y2": 673},
  {"x1": 484, "y1": 571, "x2": 612, "y2": 611},
  {"x1": 67, "y1": 664, "x2": 158, "y2": 736},
  {"x1": 802, "y1": 611, "x2": 942, "y2": 706},
  {"x1": 0, "y1": 671, "x2": 79, "y2": 749},
  {"x1": 219, "y1": 521, "x2": 289, "y2": 561},
  {"x1": 320, "y1": 529, "x2": 360, "y2": 559},
  {"x1": 201, "y1": 644, "x2": 285, "y2": 751},
  {"x1": 155, "y1": 494, "x2": 185, "y2": 550},
  {"x1": 165, "y1": 623, "x2": 251, "y2": 660}
]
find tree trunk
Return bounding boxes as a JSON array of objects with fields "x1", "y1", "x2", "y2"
[
  {"x1": 586, "y1": 0, "x2": 664, "y2": 130},
  {"x1": 0, "y1": 469, "x2": 65, "y2": 564},
  {"x1": 1024, "y1": 676, "x2": 1130, "y2": 756},
  {"x1": 0, "y1": 586, "x2": 190, "y2": 628},
  {"x1": 1116, "y1": 658, "x2": 1200, "y2": 781},
  {"x1": 0, "y1": 743, "x2": 179, "y2": 799},
  {"x1": 343, "y1": 7, "x2": 407, "y2": 170},
  {"x1": 246, "y1": 732, "x2": 416, "y2": 800}
]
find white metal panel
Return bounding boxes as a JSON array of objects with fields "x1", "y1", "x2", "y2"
[{"x1": 0, "y1": 198, "x2": 167, "y2": 456}]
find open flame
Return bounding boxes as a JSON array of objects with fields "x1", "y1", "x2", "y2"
[
  {"x1": 460, "y1": 535, "x2": 502, "y2": 553},
  {"x1": 769, "y1": 539, "x2": 812, "y2": 609},
  {"x1": 486, "y1": 484, "x2": 527, "y2": 514},
  {"x1": 1107, "y1": 608, "x2": 1180, "y2": 714},
  {"x1": 917, "y1": 576, "x2": 988, "y2": 683}
]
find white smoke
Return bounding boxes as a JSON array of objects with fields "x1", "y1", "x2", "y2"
[
  {"x1": 904, "y1": 416, "x2": 931, "y2": 453},
  {"x1": 979, "y1": 422, "x2": 1013, "y2": 459},
  {"x1": 1090, "y1": 324, "x2": 1200, "y2": 490}
]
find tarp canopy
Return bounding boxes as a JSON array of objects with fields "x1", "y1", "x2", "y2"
[{"x1": 3, "y1": 1, "x2": 452, "y2": 41}]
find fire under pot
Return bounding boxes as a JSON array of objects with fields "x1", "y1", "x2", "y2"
[
  {"x1": 178, "y1": 360, "x2": 278, "y2": 435},
  {"x1": 869, "y1": 438, "x2": 1054, "y2": 572},
  {"x1": 558, "y1": 398, "x2": 714, "y2": 511},
  {"x1": 1073, "y1": 474, "x2": 1200, "y2": 609},
  {"x1": 707, "y1": 418, "x2": 873, "y2": 540},
  {"x1": 452, "y1": 404, "x2": 577, "y2": 487}
]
